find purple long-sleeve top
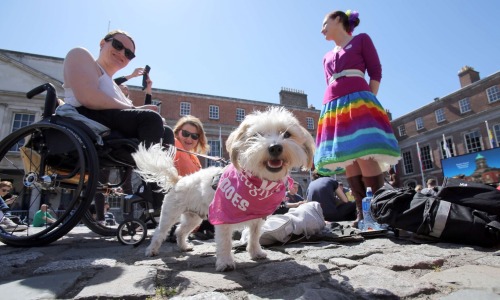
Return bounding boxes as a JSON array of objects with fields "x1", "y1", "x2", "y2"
[{"x1": 322, "y1": 33, "x2": 382, "y2": 104}]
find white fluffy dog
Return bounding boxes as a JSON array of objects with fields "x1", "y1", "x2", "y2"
[{"x1": 132, "y1": 107, "x2": 315, "y2": 271}]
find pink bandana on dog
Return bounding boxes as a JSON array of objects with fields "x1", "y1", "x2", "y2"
[{"x1": 209, "y1": 164, "x2": 293, "y2": 225}]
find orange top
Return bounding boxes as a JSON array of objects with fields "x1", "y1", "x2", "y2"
[{"x1": 174, "y1": 139, "x2": 201, "y2": 176}]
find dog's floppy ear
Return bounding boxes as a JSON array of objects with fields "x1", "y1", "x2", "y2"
[
  {"x1": 300, "y1": 126, "x2": 316, "y2": 171},
  {"x1": 226, "y1": 122, "x2": 250, "y2": 171}
]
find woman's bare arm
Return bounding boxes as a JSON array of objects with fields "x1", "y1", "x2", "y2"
[{"x1": 63, "y1": 48, "x2": 132, "y2": 110}]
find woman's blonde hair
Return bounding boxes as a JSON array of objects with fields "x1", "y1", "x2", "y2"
[
  {"x1": 0, "y1": 181, "x2": 13, "y2": 189},
  {"x1": 103, "y1": 29, "x2": 136, "y2": 50},
  {"x1": 173, "y1": 115, "x2": 209, "y2": 154}
]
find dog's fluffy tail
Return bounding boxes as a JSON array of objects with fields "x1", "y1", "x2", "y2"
[{"x1": 132, "y1": 143, "x2": 180, "y2": 192}]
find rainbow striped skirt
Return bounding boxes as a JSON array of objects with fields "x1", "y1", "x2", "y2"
[{"x1": 314, "y1": 91, "x2": 401, "y2": 175}]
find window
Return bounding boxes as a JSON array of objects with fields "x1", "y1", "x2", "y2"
[
  {"x1": 486, "y1": 86, "x2": 500, "y2": 103},
  {"x1": 459, "y1": 98, "x2": 471, "y2": 114},
  {"x1": 435, "y1": 108, "x2": 446, "y2": 123},
  {"x1": 441, "y1": 137, "x2": 455, "y2": 158},
  {"x1": 11, "y1": 113, "x2": 36, "y2": 151},
  {"x1": 180, "y1": 102, "x2": 191, "y2": 116},
  {"x1": 402, "y1": 151, "x2": 413, "y2": 174},
  {"x1": 207, "y1": 140, "x2": 223, "y2": 167},
  {"x1": 465, "y1": 130, "x2": 482, "y2": 153},
  {"x1": 419, "y1": 144, "x2": 433, "y2": 170},
  {"x1": 209, "y1": 105, "x2": 219, "y2": 120},
  {"x1": 415, "y1": 117, "x2": 424, "y2": 130},
  {"x1": 306, "y1": 117, "x2": 315, "y2": 130},
  {"x1": 152, "y1": 99, "x2": 161, "y2": 112},
  {"x1": 236, "y1": 108, "x2": 245, "y2": 122},
  {"x1": 492, "y1": 124, "x2": 500, "y2": 148},
  {"x1": 398, "y1": 125, "x2": 406, "y2": 137}
]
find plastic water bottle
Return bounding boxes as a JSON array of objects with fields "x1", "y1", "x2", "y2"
[{"x1": 361, "y1": 187, "x2": 378, "y2": 231}]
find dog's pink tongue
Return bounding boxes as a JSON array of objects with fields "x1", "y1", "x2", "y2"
[{"x1": 267, "y1": 160, "x2": 283, "y2": 168}]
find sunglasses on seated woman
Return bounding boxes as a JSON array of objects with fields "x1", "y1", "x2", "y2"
[
  {"x1": 105, "y1": 38, "x2": 135, "y2": 60},
  {"x1": 181, "y1": 130, "x2": 199, "y2": 140}
]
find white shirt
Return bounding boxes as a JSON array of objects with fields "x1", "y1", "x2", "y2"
[{"x1": 63, "y1": 62, "x2": 132, "y2": 107}]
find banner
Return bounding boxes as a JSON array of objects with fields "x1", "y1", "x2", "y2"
[{"x1": 441, "y1": 147, "x2": 500, "y2": 185}]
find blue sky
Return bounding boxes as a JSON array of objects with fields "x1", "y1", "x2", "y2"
[{"x1": 1, "y1": 0, "x2": 499, "y2": 119}]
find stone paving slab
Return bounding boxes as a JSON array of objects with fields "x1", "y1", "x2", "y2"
[
  {"x1": 420, "y1": 265, "x2": 500, "y2": 293},
  {"x1": 0, "y1": 272, "x2": 82, "y2": 300},
  {"x1": 74, "y1": 265, "x2": 157, "y2": 299}
]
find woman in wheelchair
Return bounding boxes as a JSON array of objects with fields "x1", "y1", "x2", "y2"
[
  {"x1": 63, "y1": 29, "x2": 173, "y2": 148},
  {"x1": 63, "y1": 29, "x2": 173, "y2": 217}
]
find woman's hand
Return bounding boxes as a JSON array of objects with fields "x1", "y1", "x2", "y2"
[{"x1": 128, "y1": 67, "x2": 144, "y2": 79}]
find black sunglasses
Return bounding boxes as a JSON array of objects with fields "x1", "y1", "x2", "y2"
[
  {"x1": 181, "y1": 130, "x2": 199, "y2": 140},
  {"x1": 105, "y1": 38, "x2": 135, "y2": 60}
]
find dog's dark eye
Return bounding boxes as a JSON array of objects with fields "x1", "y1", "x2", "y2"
[{"x1": 283, "y1": 131, "x2": 291, "y2": 138}]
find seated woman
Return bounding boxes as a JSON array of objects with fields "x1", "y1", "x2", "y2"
[
  {"x1": 171, "y1": 115, "x2": 215, "y2": 240},
  {"x1": 63, "y1": 29, "x2": 173, "y2": 213},
  {"x1": 63, "y1": 29, "x2": 173, "y2": 148}
]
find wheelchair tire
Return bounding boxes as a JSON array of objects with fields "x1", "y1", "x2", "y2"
[
  {"x1": 117, "y1": 219, "x2": 147, "y2": 246},
  {"x1": 0, "y1": 120, "x2": 99, "y2": 247},
  {"x1": 81, "y1": 210, "x2": 118, "y2": 236}
]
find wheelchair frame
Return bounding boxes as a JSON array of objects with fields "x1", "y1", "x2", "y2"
[{"x1": 0, "y1": 83, "x2": 158, "y2": 247}]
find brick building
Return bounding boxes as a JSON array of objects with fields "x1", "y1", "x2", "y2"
[{"x1": 391, "y1": 66, "x2": 500, "y2": 188}]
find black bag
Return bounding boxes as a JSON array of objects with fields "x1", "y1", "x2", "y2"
[
  {"x1": 371, "y1": 180, "x2": 500, "y2": 247},
  {"x1": 437, "y1": 178, "x2": 500, "y2": 215}
]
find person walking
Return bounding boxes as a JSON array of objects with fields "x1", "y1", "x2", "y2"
[{"x1": 314, "y1": 10, "x2": 401, "y2": 228}]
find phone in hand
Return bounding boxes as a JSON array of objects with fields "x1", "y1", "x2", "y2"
[{"x1": 142, "y1": 65, "x2": 151, "y2": 90}]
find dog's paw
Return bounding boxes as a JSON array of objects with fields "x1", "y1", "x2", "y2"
[
  {"x1": 178, "y1": 242, "x2": 194, "y2": 252},
  {"x1": 215, "y1": 260, "x2": 235, "y2": 272},
  {"x1": 250, "y1": 249, "x2": 267, "y2": 260},
  {"x1": 145, "y1": 246, "x2": 159, "y2": 257}
]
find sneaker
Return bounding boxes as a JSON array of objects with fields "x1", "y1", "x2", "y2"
[{"x1": 1, "y1": 217, "x2": 27, "y2": 231}]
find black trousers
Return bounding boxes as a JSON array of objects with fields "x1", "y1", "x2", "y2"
[
  {"x1": 324, "y1": 201, "x2": 356, "y2": 222},
  {"x1": 76, "y1": 107, "x2": 174, "y2": 147}
]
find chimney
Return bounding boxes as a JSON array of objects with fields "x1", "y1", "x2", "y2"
[
  {"x1": 279, "y1": 87, "x2": 308, "y2": 108},
  {"x1": 458, "y1": 66, "x2": 480, "y2": 88},
  {"x1": 385, "y1": 109, "x2": 392, "y2": 121}
]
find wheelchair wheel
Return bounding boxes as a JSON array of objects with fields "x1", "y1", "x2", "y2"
[
  {"x1": 0, "y1": 121, "x2": 99, "y2": 247},
  {"x1": 81, "y1": 210, "x2": 118, "y2": 236},
  {"x1": 117, "y1": 219, "x2": 147, "y2": 246}
]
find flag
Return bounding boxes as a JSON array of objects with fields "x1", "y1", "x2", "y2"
[
  {"x1": 485, "y1": 121, "x2": 495, "y2": 149},
  {"x1": 416, "y1": 142, "x2": 425, "y2": 185},
  {"x1": 488, "y1": 128, "x2": 495, "y2": 149},
  {"x1": 219, "y1": 126, "x2": 223, "y2": 158},
  {"x1": 442, "y1": 134, "x2": 451, "y2": 158}
]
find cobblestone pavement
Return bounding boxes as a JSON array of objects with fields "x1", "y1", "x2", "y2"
[{"x1": 1, "y1": 225, "x2": 499, "y2": 299}]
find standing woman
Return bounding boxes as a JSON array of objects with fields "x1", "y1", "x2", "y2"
[{"x1": 314, "y1": 10, "x2": 400, "y2": 227}]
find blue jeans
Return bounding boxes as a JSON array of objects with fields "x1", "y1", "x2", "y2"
[{"x1": 0, "y1": 196, "x2": 11, "y2": 215}]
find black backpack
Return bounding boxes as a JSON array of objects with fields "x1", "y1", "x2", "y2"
[{"x1": 370, "y1": 179, "x2": 500, "y2": 247}]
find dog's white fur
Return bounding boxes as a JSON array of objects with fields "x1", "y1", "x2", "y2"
[{"x1": 132, "y1": 107, "x2": 315, "y2": 271}]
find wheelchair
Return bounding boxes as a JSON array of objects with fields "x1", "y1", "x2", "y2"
[{"x1": 0, "y1": 83, "x2": 161, "y2": 247}]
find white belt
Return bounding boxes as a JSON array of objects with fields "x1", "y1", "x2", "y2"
[{"x1": 328, "y1": 69, "x2": 365, "y2": 84}]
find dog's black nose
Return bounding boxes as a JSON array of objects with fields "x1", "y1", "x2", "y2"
[{"x1": 268, "y1": 144, "x2": 283, "y2": 157}]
